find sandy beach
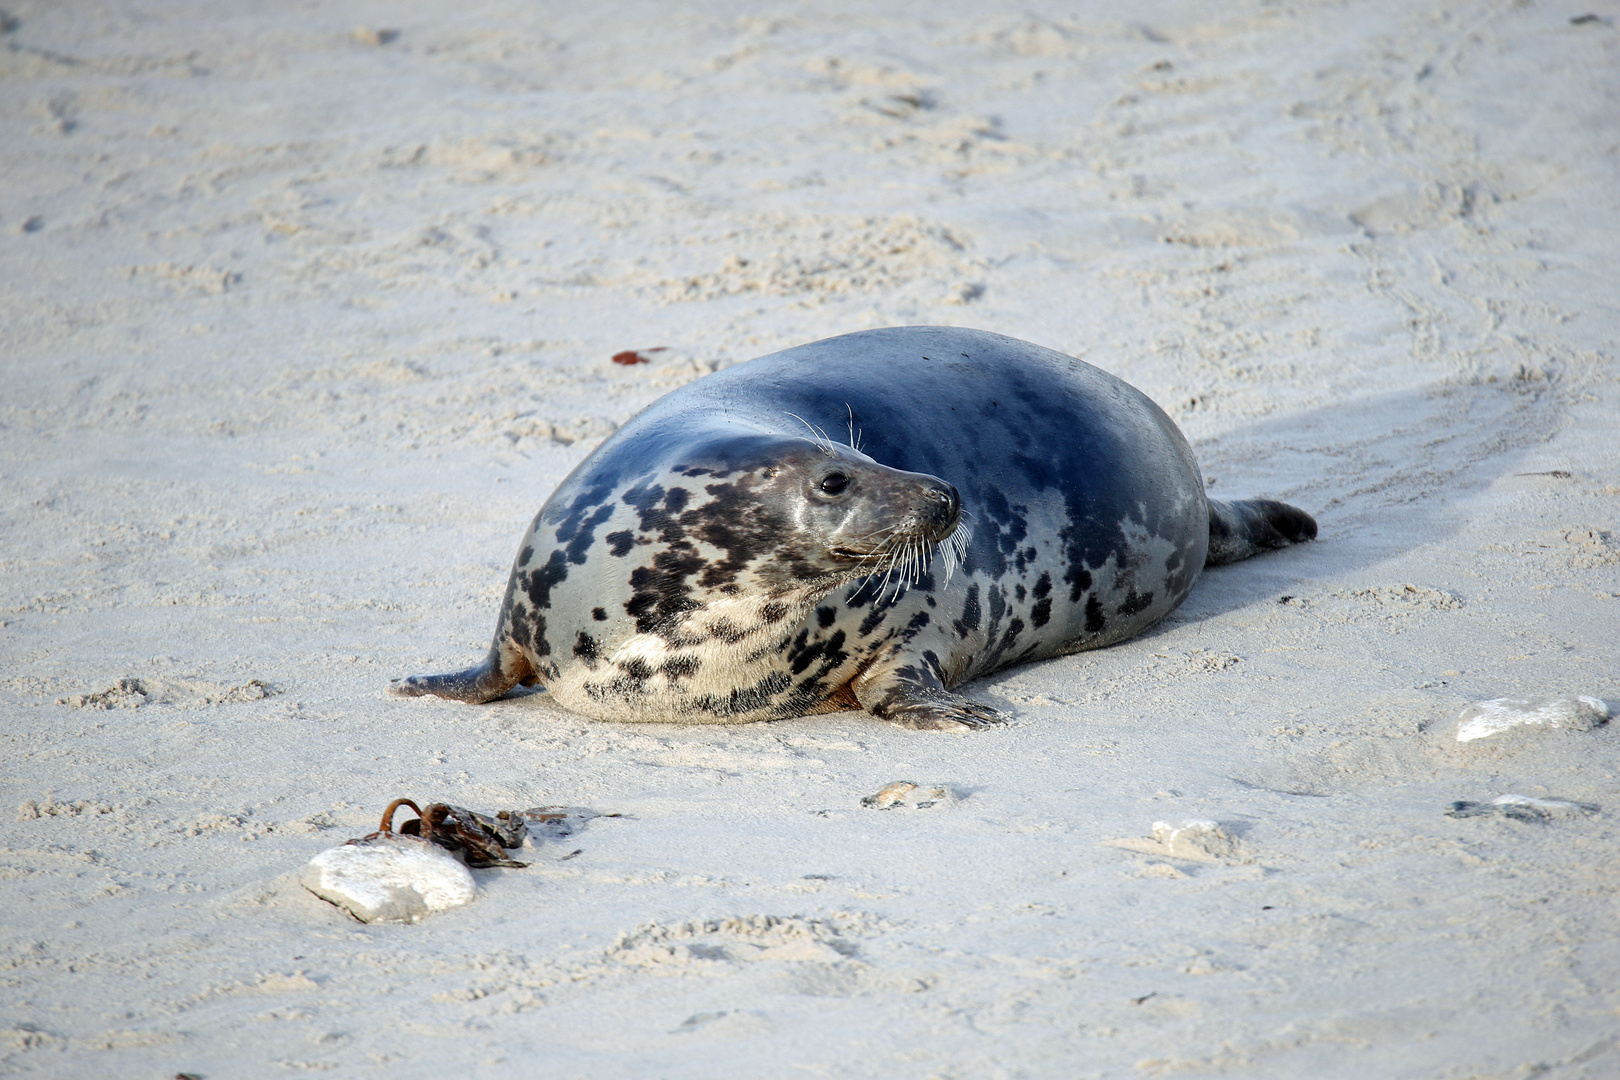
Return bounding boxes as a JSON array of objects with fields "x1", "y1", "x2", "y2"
[{"x1": 3, "y1": 1, "x2": 1619, "y2": 1076}]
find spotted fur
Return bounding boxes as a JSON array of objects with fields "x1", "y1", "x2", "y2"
[{"x1": 392, "y1": 327, "x2": 1316, "y2": 730}]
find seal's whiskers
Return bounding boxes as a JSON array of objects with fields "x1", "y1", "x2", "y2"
[
  {"x1": 936, "y1": 517, "x2": 972, "y2": 587},
  {"x1": 848, "y1": 514, "x2": 971, "y2": 603},
  {"x1": 785, "y1": 412, "x2": 836, "y2": 456}
]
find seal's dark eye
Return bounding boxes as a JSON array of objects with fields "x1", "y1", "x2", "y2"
[{"x1": 819, "y1": 473, "x2": 850, "y2": 495}]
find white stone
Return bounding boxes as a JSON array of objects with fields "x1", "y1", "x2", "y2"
[
  {"x1": 1490, "y1": 794, "x2": 1596, "y2": 820},
  {"x1": 1455, "y1": 696, "x2": 1610, "y2": 743},
  {"x1": 300, "y1": 835, "x2": 476, "y2": 923}
]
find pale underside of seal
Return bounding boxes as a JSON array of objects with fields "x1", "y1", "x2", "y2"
[{"x1": 392, "y1": 327, "x2": 1316, "y2": 730}]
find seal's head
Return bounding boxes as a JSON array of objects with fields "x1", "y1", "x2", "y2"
[{"x1": 666, "y1": 429, "x2": 962, "y2": 596}]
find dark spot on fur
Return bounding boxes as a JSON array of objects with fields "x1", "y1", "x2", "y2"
[
  {"x1": 1085, "y1": 595, "x2": 1106, "y2": 633},
  {"x1": 509, "y1": 606, "x2": 533, "y2": 649},
  {"x1": 1014, "y1": 544, "x2": 1038, "y2": 573},
  {"x1": 1033, "y1": 572, "x2": 1052, "y2": 599},
  {"x1": 623, "y1": 482, "x2": 687, "y2": 544},
  {"x1": 625, "y1": 544, "x2": 707, "y2": 632},
  {"x1": 573, "y1": 631, "x2": 599, "y2": 664},
  {"x1": 606, "y1": 531, "x2": 635, "y2": 557},
  {"x1": 711, "y1": 618, "x2": 748, "y2": 645},
  {"x1": 518, "y1": 550, "x2": 565, "y2": 658},
  {"x1": 1000, "y1": 618, "x2": 1024, "y2": 651},
  {"x1": 1031, "y1": 596, "x2": 1052, "y2": 627},
  {"x1": 1116, "y1": 589, "x2": 1154, "y2": 616},
  {"x1": 592, "y1": 607, "x2": 608, "y2": 621},
  {"x1": 1067, "y1": 566, "x2": 1093, "y2": 604},
  {"x1": 662, "y1": 654, "x2": 700, "y2": 679},
  {"x1": 817, "y1": 605, "x2": 838, "y2": 628},
  {"x1": 789, "y1": 629, "x2": 847, "y2": 676},
  {"x1": 985, "y1": 585, "x2": 1007, "y2": 640},
  {"x1": 562, "y1": 504, "x2": 614, "y2": 565},
  {"x1": 954, "y1": 584, "x2": 982, "y2": 638}
]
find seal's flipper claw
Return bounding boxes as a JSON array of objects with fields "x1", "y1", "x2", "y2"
[
  {"x1": 388, "y1": 677, "x2": 432, "y2": 699},
  {"x1": 884, "y1": 698, "x2": 1006, "y2": 731}
]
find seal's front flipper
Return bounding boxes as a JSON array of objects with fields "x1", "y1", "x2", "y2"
[
  {"x1": 854, "y1": 667, "x2": 1005, "y2": 731},
  {"x1": 389, "y1": 642, "x2": 534, "y2": 704},
  {"x1": 880, "y1": 691, "x2": 1005, "y2": 731},
  {"x1": 1205, "y1": 498, "x2": 1318, "y2": 567}
]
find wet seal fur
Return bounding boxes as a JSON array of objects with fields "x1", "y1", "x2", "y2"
[{"x1": 392, "y1": 327, "x2": 1316, "y2": 730}]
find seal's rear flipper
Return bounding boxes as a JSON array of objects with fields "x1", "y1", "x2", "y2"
[
  {"x1": 1206, "y1": 498, "x2": 1318, "y2": 567},
  {"x1": 389, "y1": 642, "x2": 534, "y2": 704}
]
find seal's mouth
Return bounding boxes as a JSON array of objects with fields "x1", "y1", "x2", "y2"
[
  {"x1": 833, "y1": 516, "x2": 972, "y2": 601},
  {"x1": 829, "y1": 545, "x2": 889, "y2": 561}
]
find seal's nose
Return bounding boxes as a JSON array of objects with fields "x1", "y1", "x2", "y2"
[{"x1": 923, "y1": 481, "x2": 961, "y2": 532}]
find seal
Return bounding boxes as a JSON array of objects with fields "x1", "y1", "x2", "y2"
[{"x1": 391, "y1": 327, "x2": 1316, "y2": 730}]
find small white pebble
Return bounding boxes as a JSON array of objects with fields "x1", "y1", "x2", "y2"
[{"x1": 350, "y1": 27, "x2": 398, "y2": 46}]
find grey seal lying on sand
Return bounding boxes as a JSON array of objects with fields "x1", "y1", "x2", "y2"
[{"x1": 393, "y1": 326, "x2": 1315, "y2": 730}]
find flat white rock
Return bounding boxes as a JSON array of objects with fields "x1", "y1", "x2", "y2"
[
  {"x1": 300, "y1": 835, "x2": 476, "y2": 923},
  {"x1": 1455, "y1": 696, "x2": 1610, "y2": 743}
]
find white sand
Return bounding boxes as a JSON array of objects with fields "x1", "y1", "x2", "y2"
[{"x1": 4, "y1": 1, "x2": 1619, "y2": 1075}]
